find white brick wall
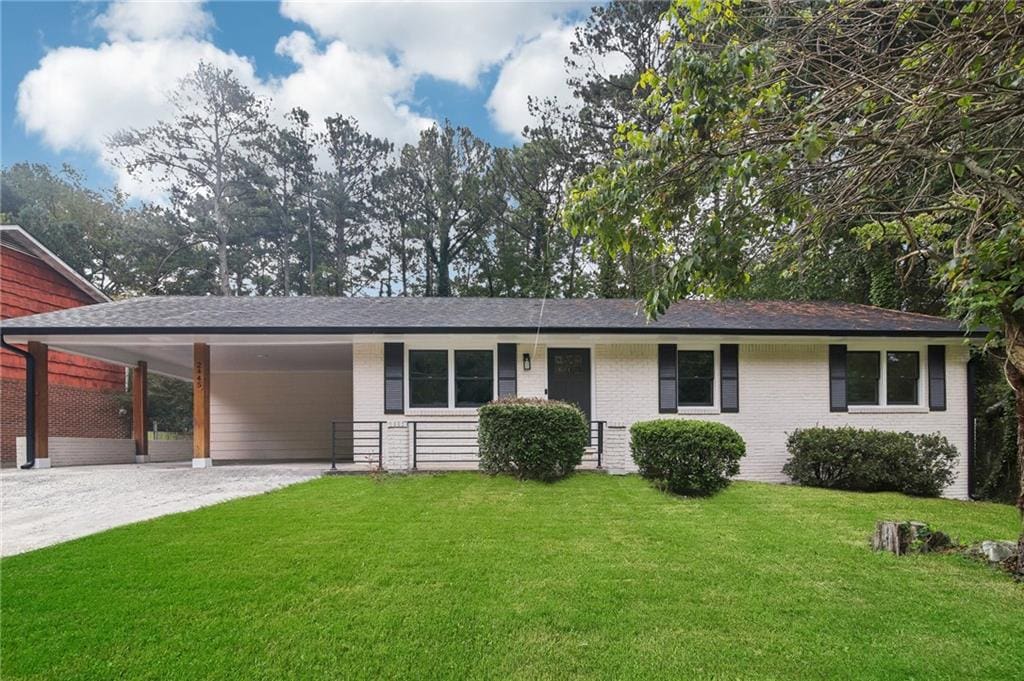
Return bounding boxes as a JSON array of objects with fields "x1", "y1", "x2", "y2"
[
  {"x1": 590, "y1": 341, "x2": 969, "y2": 499},
  {"x1": 353, "y1": 339, "x2": 970, "y2": 497}
]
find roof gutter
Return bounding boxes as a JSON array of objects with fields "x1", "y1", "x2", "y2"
[{"x1": 0, "y1": 334, "x2": 35, "y2": 468}]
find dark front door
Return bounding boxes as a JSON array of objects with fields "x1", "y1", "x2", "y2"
[{"x1": 547, "y1": 348, "x2": 591, "y2": 420}]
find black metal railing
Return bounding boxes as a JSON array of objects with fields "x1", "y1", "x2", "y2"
[
  {"x1": 582, "y1": 420, "x2": 606, "y2": 468},
  {"x1": 411, "y1": 420, "x2": 605, "y2": 470},
  {"x1": 331, "y1": 421, "x2": 384, "y2": 470},
  {"x1": 411, "y1": 420, "x2": 480, "y2": 469}
]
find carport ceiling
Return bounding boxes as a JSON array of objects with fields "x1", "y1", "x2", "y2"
[{"x1": 47, "y1": 341, "x2": 353, "y2": 380}]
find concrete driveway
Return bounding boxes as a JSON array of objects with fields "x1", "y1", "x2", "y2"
[{"x1": 1, "y1": 462, "x2": 324, "y2": 557}]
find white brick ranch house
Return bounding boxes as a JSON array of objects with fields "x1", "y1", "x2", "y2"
[{"x1": 1, "y1": 297, "x2": 978, "y2": 497}]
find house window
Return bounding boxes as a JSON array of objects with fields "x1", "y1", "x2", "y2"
[
  {"x1": 678, "y1": 350, "x2": 714, "y2": 406},
  {"x1": 409, "y1": 350, "x2": 448, "y2": 408},
  {"x1": 847, "y1": 351, "x2": 880, "y2": 405},
  {"x1": 886, "y1": 351, "x2": 919, "y2": 405},
  {"x1": 454, "y1": 350, "x2": 494, "y2": 407}
]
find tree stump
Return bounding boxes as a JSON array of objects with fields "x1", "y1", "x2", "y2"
[
  {"x1": 872, "y1": 521, "x2": 953, "y2": 555},
  {"x1": 872, "y1": 521, "x2": 917, "y2": 555}
]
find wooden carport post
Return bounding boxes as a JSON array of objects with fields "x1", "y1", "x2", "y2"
[
  {"x1": 192, "y1": 343, "x2": 212, "y2": 468},
  {"x1": 132, "y1": 361, "x2": 149, "y2": 463},
  {"x1": 27, "y1": 341, "x2": 49, "y2": 468}
]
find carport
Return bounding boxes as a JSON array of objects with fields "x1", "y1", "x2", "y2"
[{"x1": 2, "y1": 330, "x2": 359, "y2": 469}]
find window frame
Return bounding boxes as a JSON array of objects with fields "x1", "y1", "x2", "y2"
[
  {"x1": 453, "y1": 349, "x2": 495, "y2": 408},
  {"x1": 843, "y1": 343, "x2": 926, "y2": 411},
  {"x1": 405, "y1": 344, "x2": 498, "y2": 411},
  {"x1": 846, "y1": 350, "x2": 881, "y2": 406},
  {"x1": 677, "y1": 349, "x2": 716, "y2": 407},
  {"x1": 671, "y1": 344, "x2": 719, "y2": 413},
  {"x1": 885, "y1": 350, "x2": 920, "y2": 406},
  {"x1": 407, "y1": 349, "x2": 449, "y2": 409}
]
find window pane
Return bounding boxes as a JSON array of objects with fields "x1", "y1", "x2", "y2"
[
  {"x1": 847, "y1": 351, "x2": 879, "y2": 405},
  {"x1": 455, "y1": 350, "x2": 493, "y2": 407},
  {"x1": 410, "y1": 350, "x2": 447, "y2": 379},
  {"x1": 456, "y1": 379, "x2": 492, "y2": 407},
  {"x1": 886, "y1": 351, "x2": 919, "y2": 405},
  {"x1": 679, "y1": 378, "x2": 713, "y2": 406},
  {"x1": 409, "y1": 350, "x2": 448, "y2": 408},
  {"x1": 455, "y1": 350, "x2": 492, "y2": 380},
  {"x1": 678, "y1": 351, "x2": 714, "y2": 406},
  {"x1": 678, "y1": 351, "x2": 714, "y2": 379}
]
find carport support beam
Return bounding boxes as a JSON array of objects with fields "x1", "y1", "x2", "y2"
[
  {"x1": 28, "y1": 341, "x2": 50, "y2": 469},
  {"x1": 133, "y1": 361, "x2": 149, "y2": 463},
  {"x1": 192, "y1": 343, "x2": 212, "y2": 468}
]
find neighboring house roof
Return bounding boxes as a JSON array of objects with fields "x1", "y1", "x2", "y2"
[
  {"x1": 0, "y1": 225, "x2": 110, "y2": 304},
  {"x1": 0, "y1": 296, "x2": 972, "y2": 337}
]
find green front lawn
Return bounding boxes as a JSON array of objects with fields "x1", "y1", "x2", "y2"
[{"x1": 2, "y1": 474, "x2": 1021, "y2": 680}]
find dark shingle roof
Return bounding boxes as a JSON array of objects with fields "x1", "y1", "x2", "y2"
[{"x1": 0, "y1": 296, "x2": 971, "y2": 337}]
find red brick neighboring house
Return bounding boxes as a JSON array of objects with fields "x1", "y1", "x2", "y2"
[{"x1": 1, "y1": 225, "x2": 128, "y2": 466}]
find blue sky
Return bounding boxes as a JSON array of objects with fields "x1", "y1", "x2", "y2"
[{"x1": 2, "y1": 1, "x2": 594, "y2": 196}]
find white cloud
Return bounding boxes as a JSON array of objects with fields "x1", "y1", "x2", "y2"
[
  {"x1": 273, "y1": 31, "x2": 432, "y2": 148},
  {"x1": 280, "y1": 0, "x2": 579, "y2": 87},
  {"x1": 16, "y1": 32, "x2": 432, "y2": 198},
  {"x1": 487, "y1": 21, "x2": 631, "y2": 140},
  {"x1": 486, "y1": 24, "x2": 575, "y2": 138},
  {"x1": 16, "y1": 1, "x2": 596, "y2": 198},
  {"x1": 95, "y1": 0, "x2": 214, "y2": 42},
  {"x1": 16, "y1": 39, "x2": 258, "y2": 199}
]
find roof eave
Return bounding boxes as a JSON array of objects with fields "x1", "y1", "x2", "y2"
[
  {"x1": 0, "y1": 325, "x2": 981, "y2": 339},
  {"x1": 0, "y1": 225, "x2": 110, "y2": 304}
]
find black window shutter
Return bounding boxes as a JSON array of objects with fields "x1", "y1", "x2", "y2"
[
  {"x1": 497, "y1": 343, "x2": 517, "y2": 398},
  {"x1": 720, "y1": 344, "x2": 739, "y2": 413},
  {"x1": 384, "y1": 342, "x2": 404, "y2": 414},
  {"x1": 658, "y1": 344, "x2": 677, "y2": 413},
  {"x1": 928, "y1": 345, "x2": 946, "y2": 411},
  {"x1": 829, "y1": 344, "x2": 847, "y2": 412}
]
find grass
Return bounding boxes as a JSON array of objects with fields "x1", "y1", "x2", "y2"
[{"x1": 1, "y1": 474, "x2": 1021, "y2": 680}]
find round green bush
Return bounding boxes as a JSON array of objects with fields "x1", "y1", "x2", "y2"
[
  {"x1": 782, "y1": 426, "x2": 957, "y2": 497},
  {"x1": 478, "y1": 398, "x2": 588, "y2": 481},
  {"x1": 629, "y1": 419, "x2": 746, "y2": 496}
]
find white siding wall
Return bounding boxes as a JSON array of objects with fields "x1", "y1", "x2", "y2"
[
  {"x1": 16, "y1": 437, "x2": 192, "y2": 466},
  {"x1": 210, "y1": 371, "x2": 352, "y2": 461},
  {"x1": 149, "y1": 439, "x2": 191, "y2": 462},
  {"x1": 353, "y1": 340, "x2": 970, "y2": 498},
  {"x1": 17, "y1": 436, "x2": 134, "y2": 467}
]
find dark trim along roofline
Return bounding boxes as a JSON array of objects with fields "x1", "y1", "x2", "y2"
[{"x1": 0, "y1": 325, "x2": 983, "y2": 338}]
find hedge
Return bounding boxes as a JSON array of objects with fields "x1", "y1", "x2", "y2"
[
  {"x1": 629, "y1": 419, "x2": 746, "y2": 496},
  {"x1": 782, "y1": 426, "x2": 958, "y2": 497},
  {"x1": 478, "y1": 398, "x2": 589, "y2": 481}
]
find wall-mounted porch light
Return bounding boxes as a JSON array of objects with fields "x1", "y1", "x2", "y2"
[{"x1": 522, "y1": 353, "x2": 531, "y2": 371}]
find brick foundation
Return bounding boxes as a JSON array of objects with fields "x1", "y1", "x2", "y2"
[{"x1": 1, "y1": 378, "x2": 130, "y2": 466}]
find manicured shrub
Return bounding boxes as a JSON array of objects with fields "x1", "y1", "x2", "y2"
[
  {"x1": 629, "y1": 419, "x2": 746, "y2": 496},
  {"x1": 782, "y1": 426, "x2": 958, "y2": 497},
  {"x1": 478, "y1": 398, "x2": 588, "y2": 481}
]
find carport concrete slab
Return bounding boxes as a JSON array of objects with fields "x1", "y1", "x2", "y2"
[{"x1": 1, "y1": 462, "x2": 323, "y2": 557}]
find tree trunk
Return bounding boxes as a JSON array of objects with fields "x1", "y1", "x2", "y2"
[
  {"x1": 437, "y1": 229, "x2": 452, "y2": 297},
  {"x1": 1006, "y1": 353, "x2": 1024, "y2": 577},
  {"x1": 306, "y1": 196, "x2": 316, "y2": 295},
  {"x1": 217, "y1": 230, "x2": 230, "y2": 296},
  {"x1": 282, "y1": 242, "x2": 291, "y2": 295},
  {"x1": 424, "y1": 241, "x2": 435, "y2": 296},
  {"x1": 567, "y1": 236, "x2": 579, "y2": 298},
  {"x1": 336, "y1": 217, "x2": 347, "y2": 297},
  {"x1": 399, "y1": 218, "x2": 409, "y2": 297}
]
